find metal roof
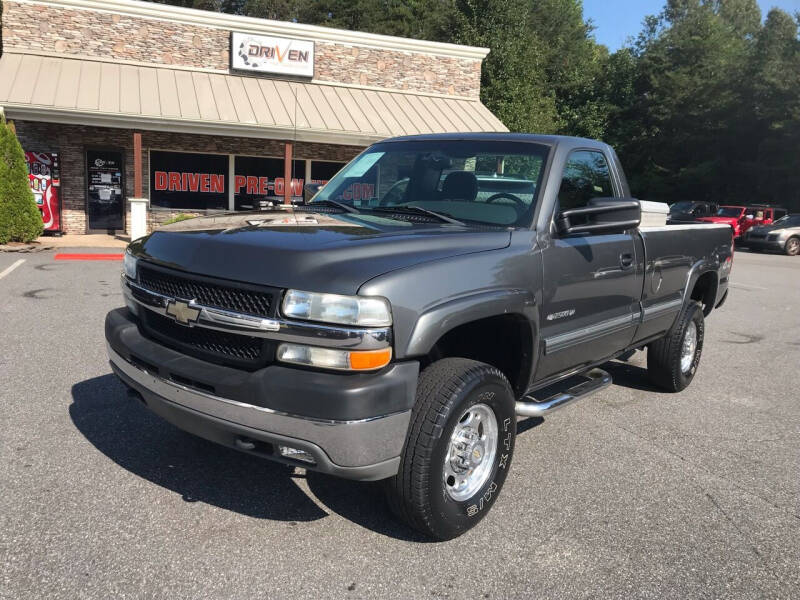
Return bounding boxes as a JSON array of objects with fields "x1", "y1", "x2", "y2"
[{"x1": 0, "y1": 53, "x2": 507, "y2": 145}]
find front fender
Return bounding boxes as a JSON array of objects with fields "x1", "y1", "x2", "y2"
[{"x1": 405, "y1": 288, "x2": 537, "y2": 357}]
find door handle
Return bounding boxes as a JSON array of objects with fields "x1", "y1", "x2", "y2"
[{"x1": 619, "y1": 253, "x2": 634, "y2": 269}]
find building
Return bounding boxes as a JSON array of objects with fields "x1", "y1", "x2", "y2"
[{"x1": 0, "y1": 0, "x2": 506, "y2": 235}]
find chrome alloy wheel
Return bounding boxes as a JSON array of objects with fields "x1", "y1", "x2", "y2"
[
  {"x1": 680, "y1": 321, "x2": 698, "y2": 373},
  {"x1": 443, "y1": 403, "x2": 498, "y2": 502}
]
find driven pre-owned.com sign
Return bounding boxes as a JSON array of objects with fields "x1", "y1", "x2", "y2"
[{"x1": 231, "y1": 32, "x2": 314, "y2": 78}]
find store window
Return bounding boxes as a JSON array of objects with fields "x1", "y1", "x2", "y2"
[
  {"x1": 234, "y1": 156, "x2": 305, "y2": 209},
  {"x1": 150, "y1": 151, "x2": 227, "y2": 211},
  {"x1": 310, "y1": 160, "x2": 346, "y2": 185}
]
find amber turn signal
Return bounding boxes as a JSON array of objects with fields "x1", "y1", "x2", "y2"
[
  {"x1": 348, "y1": 348, "x2": 393, "y2": 371},
  {"x1": 277, "y1": 343, "x2": 392, "y2": 371}
]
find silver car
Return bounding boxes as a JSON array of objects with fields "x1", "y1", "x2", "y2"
[{"x1": 744, "y1": 214, "x2": 800, "y2": 256}]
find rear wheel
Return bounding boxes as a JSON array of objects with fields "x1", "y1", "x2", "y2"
[
  {"x1": 647, "y1": 301, "x2": 705, "y2": 392},
  {"x1": 386, "y1": 358, "x2": 516, "y2": 540},
  {"x1": 785, "y1": 237, "x2": 800, "y2": 256}
]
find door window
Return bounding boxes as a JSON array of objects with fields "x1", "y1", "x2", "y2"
[{"x1": 557, "y1": 150, "x2": 615, "y2": 211}]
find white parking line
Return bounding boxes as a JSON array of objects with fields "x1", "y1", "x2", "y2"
[{"x1": 0, "y1": 259, "x2": 25, "y2": 280}]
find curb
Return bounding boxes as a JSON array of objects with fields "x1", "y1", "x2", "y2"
[{"x1": 0, "y1": 244, "x2": 55, "y2": 253}]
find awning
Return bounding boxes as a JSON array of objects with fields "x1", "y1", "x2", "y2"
[{"x1": 0, "y1": 53, "x2": 507, "y2": 146}]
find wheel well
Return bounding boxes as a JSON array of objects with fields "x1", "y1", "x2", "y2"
[
  {"x1": 424, "y1": 314, "x2": 533, "y2": 398},
  {"x1": 690, "y1": 271, "x2": 718, "y2": 316}
]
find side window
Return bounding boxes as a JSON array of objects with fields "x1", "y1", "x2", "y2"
[{"x1": 557, "y1": 150, "x2": 615, "y2": 211}]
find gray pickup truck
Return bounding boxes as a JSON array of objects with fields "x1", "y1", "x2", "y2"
[{"x1": 106, "y1": 133, "x2": 733, "y2": 539}]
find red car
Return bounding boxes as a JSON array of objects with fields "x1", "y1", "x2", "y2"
[{"x1": 697, "y1": 205, "x2": 787, "y2": 238}]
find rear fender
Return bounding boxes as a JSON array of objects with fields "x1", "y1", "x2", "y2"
[{"x1": 683, "y1": 260, "x2": 719, "y2": 315}]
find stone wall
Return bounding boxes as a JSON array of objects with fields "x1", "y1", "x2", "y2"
[
  {"x1": 11, "y1": 120, "x2": 363, "y2": 234},
  {"x1": 2, "y1": 1, "x2": 482, "y2": 98}
]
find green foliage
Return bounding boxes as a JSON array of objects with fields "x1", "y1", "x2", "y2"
[
  {"x1": 0, "y1": 118, "x2": 43, "y2": 244},
  {"x1": 604, "y1": 0, "x2": 800, "y2": 210},
  {"x1": 161, "y1": 213, "x2": 196, "y2": 225}
]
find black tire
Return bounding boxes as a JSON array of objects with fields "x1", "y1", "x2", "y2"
[
  {"x1": 647, "y1": 300, "x2": 705, "y2": 392},
  {"x1": 785, "y1": 237, "x2": 800, "y2": 256},
  {"x1": 385, "y1": 358, "x2": 516, "y2": 540}
]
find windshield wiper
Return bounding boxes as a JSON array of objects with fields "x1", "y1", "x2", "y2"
[
  {"x1": 308, "y1": 199, "x2": 360, "y2": 214},
  {"x1": 371, "y1": 205, "x2": 465, "y2": 226}
]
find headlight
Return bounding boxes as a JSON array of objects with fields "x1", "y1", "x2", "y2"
[
  {"x1": 123, "y1": 251, "x2": 138, "y2": 279},
  {"x1": 277, "y1": 343, "x2": 392, "y2": 371},
  {"x1": 282, "y1": 290, "x2": 392, "y2": 327}
]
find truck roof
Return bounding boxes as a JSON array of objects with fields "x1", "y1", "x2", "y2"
[{"x1": 379, "y1": 132, "x2": 610, "y2": 150}]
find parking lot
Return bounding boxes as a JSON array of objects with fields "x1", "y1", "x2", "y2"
[{"x1": 1, "y1": 248, "x2": 798, "y2": 599}]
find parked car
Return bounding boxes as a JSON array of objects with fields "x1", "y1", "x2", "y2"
[
  {"x1": 742, "y1": 214, "x2": 800, "y2": 255},
  {"x1": 697, "y1": 204, "x2": 787, "y2": 238},
  {"x1": 667, "y1": 200, "x2": 718, "y2": 224},
  {"x1": 106, "y1": 133, "x2": 733, "y2": 540}
]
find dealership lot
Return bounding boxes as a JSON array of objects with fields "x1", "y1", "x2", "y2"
[{"x1": 1, "y1": 249, "x2": 799, "y2": 599}]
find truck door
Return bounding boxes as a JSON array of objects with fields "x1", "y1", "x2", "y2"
[{"x1": 536, "y1": 150, "x2": 642, "y2": 380}]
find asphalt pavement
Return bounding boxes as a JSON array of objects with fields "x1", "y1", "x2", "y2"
[{"x1": 1, "y1": 248, "x2": 798, "y2": 599}]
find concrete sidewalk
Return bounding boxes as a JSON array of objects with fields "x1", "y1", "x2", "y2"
[
  {"x1": 1, "y1": 234, "x2": 130, "y2": 252},
  {"x1": 41, "y1": 234, "x2": 130, "y2": 248}
]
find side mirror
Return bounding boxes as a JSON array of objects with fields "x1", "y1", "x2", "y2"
[
  {"x1": 303, "y1": 182, "x2": 324, "y2": 204},
  {"x1": 556, "y1": 198, "x2": 641, "y2": 235}
]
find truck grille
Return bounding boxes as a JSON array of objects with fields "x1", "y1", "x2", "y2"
[
  {"x1": 138, "y1": 263, "x2": 277, "y2": 318},
  {"x1": 141, "y1": 311, "x2": 273, "y2": 369},
  {"x1": 135, "y1": 263, "x2": 279, "y2": 369}
]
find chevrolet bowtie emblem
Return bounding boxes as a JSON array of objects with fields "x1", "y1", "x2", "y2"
[{"x1": 165, "y1": 299, "x2": 201, "y2": 325}]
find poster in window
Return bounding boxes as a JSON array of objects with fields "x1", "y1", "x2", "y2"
[
  {"x1": 233, "y1": 156, "x2": 305, "y2": 210},
  {"x1": 150, "y1": 151, "x2": 228, "y2": 211}
]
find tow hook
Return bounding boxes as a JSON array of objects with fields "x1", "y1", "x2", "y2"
[{"x1": 235, "y1": 437, "x2": 257, "y2": 451}]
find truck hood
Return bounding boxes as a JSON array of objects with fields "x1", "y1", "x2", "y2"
[{"x1": 131, "y1": 210, "x2": 512, "y2": 294}]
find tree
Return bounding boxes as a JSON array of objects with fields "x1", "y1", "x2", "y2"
[
  {"x1": 749, "y1": 9, "x2": 800, "y2": 209},
  {"x1": 297, "y1": 0, "x2": 456, "y2": 42},
  {"x1": 0, "y1": 117, "x2": 43, "y2": 244},
  {"x1": 452, "y1": 0, "x2": 560, "y2": 133},
  {"x1": 611, "y1": 0, "x2": 764, "y2": 204}
]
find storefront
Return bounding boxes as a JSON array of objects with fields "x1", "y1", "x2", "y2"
[{"x1": 0, "y1": 0, "x2": 506, "y2": 235}]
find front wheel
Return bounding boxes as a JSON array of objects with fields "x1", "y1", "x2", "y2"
[
  {"x1": 647, "y1": 301, "x2": 705, "y2": 392},
  {"x1": 386, "y1": 358, "x2": 516, "y2": 540},
  {"x1": 785, "y1": 237, "x2": 800, "y2": 256}
]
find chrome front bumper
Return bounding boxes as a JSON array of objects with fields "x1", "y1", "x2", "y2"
[{"x1": 107, "y1": 343, "x2": 411, "y2": 480}]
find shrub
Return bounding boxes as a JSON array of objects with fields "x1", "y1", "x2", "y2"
[
  {"x1": 0, "y1": 117, "x2": 43, "y2": 244},
  {"x1": 161, "y1": 213, "x2": 196, "y2": 225}
]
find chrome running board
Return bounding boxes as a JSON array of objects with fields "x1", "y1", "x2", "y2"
[{"x1": 515, "y1": 368, "x2": 612, "y2": 417}]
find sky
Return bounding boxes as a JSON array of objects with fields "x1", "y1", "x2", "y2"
[{"x1": 583, "y1": 0, "x2": 800, "y2": 51}]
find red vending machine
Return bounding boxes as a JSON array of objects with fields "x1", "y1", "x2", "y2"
[{"x1": 25, "y1": 151, "x2": 62, "y2": 233}]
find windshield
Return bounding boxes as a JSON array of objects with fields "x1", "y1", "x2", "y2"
[
  {"x1": 310, "y1": 140, "x2": 550, "y2": 227},
  {"x1": 669, "y1": 201, "x2": 693, "y2": 214},
  {"x1": 773, "y1": 215, "x2": 800, "y2": 227},
  {"x1": 716, "y1": 206, "x2": 744, "y2": 218}
]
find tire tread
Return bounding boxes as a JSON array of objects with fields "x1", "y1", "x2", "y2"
[
  {"x1": 387, "y1": 358, "x2": 510, "y2": 538},
  {"x1": 647, "y1": 300, "x2": 703, "y2": 392}
]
